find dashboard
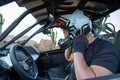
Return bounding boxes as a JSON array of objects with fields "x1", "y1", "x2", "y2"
[{"x1": 0, "y1": 45, "x2": 39, "y2": 71}]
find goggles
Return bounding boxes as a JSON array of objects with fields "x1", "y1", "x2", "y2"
[{"x1": 52, "y1": 17, "x2": 70, "y2": 29}]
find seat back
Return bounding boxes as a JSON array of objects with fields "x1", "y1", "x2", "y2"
[{"x1": 114, "y1": 30, "x2": 120, "y2": 50}]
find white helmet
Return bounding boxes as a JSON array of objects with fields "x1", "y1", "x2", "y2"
[{"x1": 61, "y1": 9, "x2": 92, "y2": 35}]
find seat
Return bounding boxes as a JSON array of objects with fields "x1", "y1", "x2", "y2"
[
  {"x1": 48, "y1": 66, "x2": 67, "y2": 79},
  {"x1": 114, "y1": 30, "x2": 120, "y2": 50}
]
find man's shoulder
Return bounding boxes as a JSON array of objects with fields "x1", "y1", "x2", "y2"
[
  {"x1": 93, "y1": 38, "x2": 119, "y2": 53},
  {"x1": 95, "y1": 38, "x2": 115, "y2": 47}
]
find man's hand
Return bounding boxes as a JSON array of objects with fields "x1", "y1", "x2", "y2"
[
  {"x1": 65, "y1": 46, "x2": 74, "y2": 61},
  {"x1": 63, "y1": 30, "x2": 73, "y2": 61},
  {"x1": 72, "y1": 36, "x2": 88, "y2": 54}
]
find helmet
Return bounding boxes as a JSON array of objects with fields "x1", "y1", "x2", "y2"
[
  {"x1": 61, "y1": 9, "x2": 92, "y2": 36},
  {"x1": 49, "y1": 9, "x2": 92, "y2": 49}
]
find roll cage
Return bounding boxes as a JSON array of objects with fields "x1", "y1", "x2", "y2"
[{"x1": 0, "y1": 0, "x2": 120, "y2": 80}]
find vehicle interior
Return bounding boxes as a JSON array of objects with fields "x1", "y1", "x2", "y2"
[{"x1": 0, "y1": 0, "x2": 120, "y2": 80}]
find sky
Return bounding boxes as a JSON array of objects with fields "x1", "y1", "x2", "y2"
[
  {"x1": 0, "y1": 1, "x2": 120, "y2": 42},
  {"x1": 0, "y1": 2, "x2": 57, "y2": 42}
]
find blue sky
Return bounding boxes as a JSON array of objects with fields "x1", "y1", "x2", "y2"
[{"x1": 0, "y1": 1, "x2": 120, "y2": 41}]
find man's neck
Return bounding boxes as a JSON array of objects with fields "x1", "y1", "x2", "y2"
[{"x1": 85, "y1": 34, "x2": 96, "y2": 44}]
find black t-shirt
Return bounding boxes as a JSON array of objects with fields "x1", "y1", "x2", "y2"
[
  {"x1": 85, "y1": 38, "x2": 120, "y2": 73},
  {"x1": 67, "y1": 38, "x2": 120, "y2": 80}
]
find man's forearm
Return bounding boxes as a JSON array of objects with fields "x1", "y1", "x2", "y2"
[{"x1": 73, "y1": 52, "x2": 96, "y2": 79}]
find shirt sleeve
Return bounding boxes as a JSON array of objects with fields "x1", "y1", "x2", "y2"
[{"x1": 91, "y1": 42, "x2": 120, "y2": 73}]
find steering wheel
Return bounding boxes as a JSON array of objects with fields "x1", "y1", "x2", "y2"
[{"x1": 10, "y1": 44, "x2": 38, "y2": 80}]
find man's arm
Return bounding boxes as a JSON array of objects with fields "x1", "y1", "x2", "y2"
[
  {"x1": 72, "y1": 36, "x2": 113, "y2": 79},
  {"x1": 73, "y1": 52, "x2": 113, "y2": 80},
  {"x1": 65, "y1": 46, "x2": 73, "y2": 61},
  {"x1": 63, "y1": 30, "x2": 74, "y2": 61}
]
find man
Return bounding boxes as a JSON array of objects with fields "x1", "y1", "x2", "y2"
[{"x1": 57, "y1": 9, "x2": 120, "y2": 80}]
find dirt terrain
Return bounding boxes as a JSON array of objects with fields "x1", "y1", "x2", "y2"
[{"x1": 3, "y1": 35, "x2": 59, "y2": 52}]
